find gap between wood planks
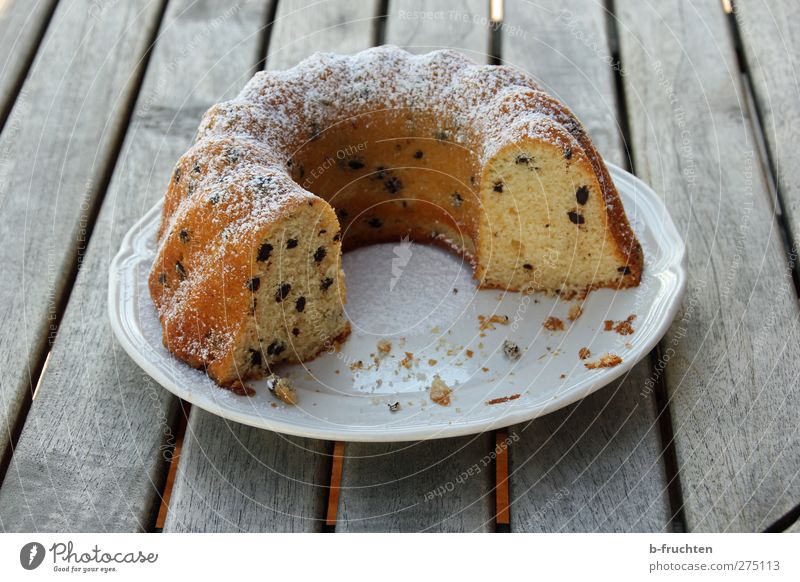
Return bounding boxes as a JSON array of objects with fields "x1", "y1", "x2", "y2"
[
  {"x1": 154, "y1": 402, "x2": 191, "y2": 532},
  {"x1": 603, "y1": 0, "x2": 689, "y2": 533},
  {"x1": 725, "y1": 0, "x2": 800, "y2": 533},
  {"x1": 726, "y1": 0, "x2": 800, "y2": 299},
  {"x1": 0, "y1": 0, "x2": 60, "y2": 135},
  {"x1": 149, "y1": 0, "x2": 280, "y2": 532},
  {"x1": 0, "y1": 0, "x2": 171, "y2": 494}
]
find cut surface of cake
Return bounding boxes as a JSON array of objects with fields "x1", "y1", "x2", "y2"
[{"x1": 149, "y1": 46, "x2": 643, "y2": 388}]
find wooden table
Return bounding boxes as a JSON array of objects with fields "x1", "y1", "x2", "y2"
[{"x1": 0, "y1": 0, "x2": 797, "y2": 533}]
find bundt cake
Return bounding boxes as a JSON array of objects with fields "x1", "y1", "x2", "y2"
[{"x1": 149, "y1": 46, "x2": 643, "y2": 389}]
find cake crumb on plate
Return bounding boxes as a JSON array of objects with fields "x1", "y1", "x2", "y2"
[
  {"x1": 266, "y1": 374, "x2": 297, "y2": 405},
  {"x1": 567, "y1": 304, "x2": 583, "y2": 321},
  {"x1": 429, "y1": 376, "x2": 452, "y2": 406},
  {"x1": 584, "y1": 353, "x2": 623, "y2": 369},
  {"x1": 543, "y1": 316, "x2": 564, "y2": 331},
  {"x1": 400, "y1": 351, "x2": 415, "y2": 369},
  {"x1": 479, "y1": 314, "x2": 510, "y2": 330},
  {"x1": 486, "y1": 394, "x2": 521, "y2": 405}
]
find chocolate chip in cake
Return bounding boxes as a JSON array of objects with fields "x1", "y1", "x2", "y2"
[
  {"x1": 564, "y1": 146, "x2": 573, "y2": 160},
  {"x1": 413, "y1": 150, "x2": 423, "y2": 159},
  {"x1": 179, "y1": 229, "x2": 190, "y2": 243},
  {"x1": 384, "y1": 176, "x2": 402, "y2": 194},
  {"x1": 295, "y1": 296, "x2": 306, "y2": 312},
  {"x1": 224, "y1": 148, "x2": 241, "y2": 163},
  {"x1": 267, "y1": 340, "x2": 285, "y2": 356},
  {"x1": 157, "y1": 272, "x2": 167, "y2": 285},
  {"x1": 348, "y1": 159, "x2": 365, "y2": 170},
  {"x1": 208, "y1": 193, "x2": 219, "y2": 205},
  {"x1": 257, "y1": 242, "x2": 273, "y2": 262},
  {"x1": 576, "y1": 185, "x2": 590, "y2": 205},
  {"x1": 173, "y1": 167, "x2": 182, "y2": 183},
  {"x1": 314, "y1": 246, "x2": 326, "y2": 262},
  {"x1": 276, "y1": 282, "x2": 291, "y2": 302},
  {"x1": 249, "y1": 349, "x2": 262, "y2": 367},
  {"x1": 523, "y1": 263, "x2": 533, "y2": 270},
  {"x1": 175, "y1": 261, "x2": 186, "y2": 280},
  {"x1": 515, "y1": 154, "x2": 532, "y2": 165},
  {"x1": 333, "y1": 231, "x2": 341, "y2": 242},
  {"x1": 470, "y1": 175, "x2": 477, "y2": 186},
  {"x1": 367, "y1": 217, "x2": 383, "y2": 228},
  {"x1": 567, "y1": 211, "x2": 585, "y2": 225},
  {"x1": 320, "y1": 277, "x2": 334, "y2": 291},
  {"x1": 247, "y1": 277, "x2": 260, "y2": 292},
  {"x1": 451, "y1": 192, "x2": 463, "y2": 207},
  {"x1": 309, "y1": 122, "x2": 322, "y2": 141},
  {"x1": 252, "y1": 175, "x2": 272, "y2": 190},
  {"x1": 286, "y1": 238, "x2": 298, "y2": 249},
  {"x1": 292, "y1": 327, "x2": 300, "y2": 336},
  {"x1": 618, "y1": 265, "x2": 632, "y2": 275},
  {"x1": 192, "y1": 163, "x2": 201, "y2": 174},
  {"x1": 493, "y1": 181, "x2": 504, "y2": 193}
]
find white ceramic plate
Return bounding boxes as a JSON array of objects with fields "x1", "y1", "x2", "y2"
[{"x1": 109, "y1": 163, "x2": 686, "y2": 442}]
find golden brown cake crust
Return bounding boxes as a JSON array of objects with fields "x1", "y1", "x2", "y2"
[{"x1": 149, "y1": 46, "x2": 643, "y2": 386}]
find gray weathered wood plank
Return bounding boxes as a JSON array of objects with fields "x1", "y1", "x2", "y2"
[
  {"x1": 336, "y1": 407, "x2": 499, "y2": 530},
  {"x1": 0, "y1": 0, "x2": 274, "y2": 532},
  {"x1": 616, "y1": 0, "x2": 800, "y2": 531},
  {"x1": 164, "y1": 0, "x2": 380, "y2": 532},
  {"x1": 384, "y1": 0, "x2": 489, "y2": 58},
  {"x1": 336, "y1": 0, "x2": 497, "y2": 533},
  {"x1": 338, "y1": 435, "x2": 495, "y2": 532},
  {"x1": 165, "y1": 413, "x2": 332, "y2": 532},
  {"x1": 0, "y1": 0, "x2": 165, "y2": 499},
  {"x1": 735, "y1": 0, "x2": 800, "y2": 259},
  {"x1": 0, "y1": 0, "x2": 58, "y2": 127},
  {"x1": 503, "y1": 0, "x2": 625, "y2": 166},
  {"x1": 268, "y1": 0, "x2": 378, "y2": 64},
  {"x1": 787, "y1": 516, "x2": 800, "y2": 533},
  {"x1": 503, "y1": 0, "x2": 671, "y2": 532}
]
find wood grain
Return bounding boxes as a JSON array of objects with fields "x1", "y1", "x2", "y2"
[
  {"x1": 267, "y1": 0, "x2": 378, "y2": 64},
  {"x1": 162, "y1": 0, "x2": 381, "y2": 532},
  {"x1": 384, "y1": 0, "x2": 489, "y2": 58},
  {"x1": 0, "y1": 0, "x2": 58, "y2": 128},
  {"x1": 501, "y1": 0, "x2": 671, "y2": 533},
  {"x1": 735, "y1": 0, "x2": 800, "y2": 256},
  {"x1": 335, "y1": 0, "x2": 497, "y2": 533},
  {"x1": 503, "y1": 0, "x2": 625, "y2": 166},
  {"x1": 0, "y1": 0, "x2": 165, "y2": 503},
  {"x1": 337, "y1": 434, "x2": 496, "y2": 532},
  {"x1": 616, "y1": 0, "x2": 800, "y2": 531},
  {"x1": 165, "y1": 413, "x2": 332, "y2": 532},
  {"x1": 786, "y1": 516, "x2": 800, "y2": 533},
  {"x1": 0, "y1": 0, "x2": 272, "y2": 532}
]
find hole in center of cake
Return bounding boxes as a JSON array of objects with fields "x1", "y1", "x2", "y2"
[{"x1": 342, "y1": 243, "x2": 474, "y2": 336}]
